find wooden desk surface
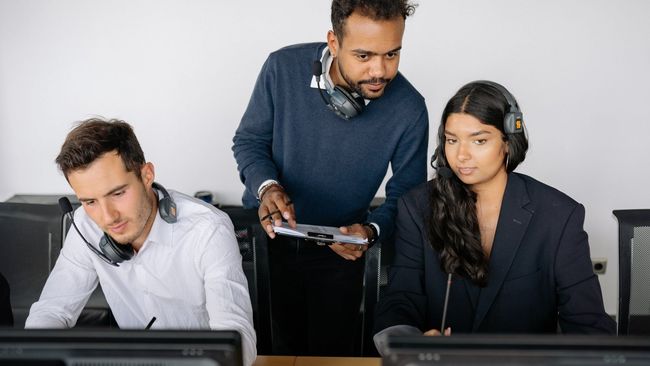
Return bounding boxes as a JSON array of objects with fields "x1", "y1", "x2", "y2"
[{"x1": 253, "y1": 355, "x2": 381, "y2": 366}]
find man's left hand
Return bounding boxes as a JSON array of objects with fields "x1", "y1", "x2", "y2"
[{"x1": 328, "y1": 224, "x2": 372, "y2": 261}]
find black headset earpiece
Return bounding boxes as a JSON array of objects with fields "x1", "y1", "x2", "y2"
[
  {"x1": 312, "y1": 48, "x2": 364, "y2": 120},
  {"x1": 475, "y1": 80, "x2": 524, "y2": 135},
  {"x1": 152, "y1": 182, "x2": 177, "y2": 223},
  {"x1": 99, "y1": 234, "x2": 134, "y2": 264}
]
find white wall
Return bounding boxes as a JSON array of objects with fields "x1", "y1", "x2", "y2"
[{"x1": 1, "y1": 0, "x2": 649, "y2": 315}]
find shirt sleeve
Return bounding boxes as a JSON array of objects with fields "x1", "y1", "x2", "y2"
[
  {"x1": 232, "y1": 54, "x2": 281, "y2": 202},
  {"x1": 555, "y1": 204, "x2": 616, "y2": 334},
  {"x1": 25, "y1": 228, "x2": 98, "y2": 329},
  {"x1": 367, "y1": 106, "x2": 428, "y2": 241},
  {"x1": 198, "y1": 218, "x2": 257, "y2": 366}
]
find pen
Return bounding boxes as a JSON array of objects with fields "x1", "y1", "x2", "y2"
[
  {"x1": 260, "y1": 210, "x2": 280, "y2": 222},
  {"x1": 145, "y1": 316, "x2": 156, "y2": 330},
  {"x1": 260, "y1": 201, "x2": 293, "y2": 221}
]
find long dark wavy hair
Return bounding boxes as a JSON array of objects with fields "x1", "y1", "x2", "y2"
[{"x1": 428, "y1": 81, "x2": 529, "y2": 286}]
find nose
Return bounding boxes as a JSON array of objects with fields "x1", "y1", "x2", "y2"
[
  {"x1": 100, "y1": 201, "x2": 118, "y2": 225},
  {"x1": 456, "y1": 142, "x2": 471, "y2": 162},
  {"x1": 368, "y1": 57, "x2": 386, "y2": 79}
]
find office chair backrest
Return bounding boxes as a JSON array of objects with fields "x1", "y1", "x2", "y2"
[
  {"x1": 613, "y1": 209, "x2": 650, "y2": 335},
  {"x1": 218, "y1": 205, "x2": 272, "y2": 355}
]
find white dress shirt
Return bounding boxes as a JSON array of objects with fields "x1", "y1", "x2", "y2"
[{"x1": 26, "y1": 190, "x2": 257, "y2": 366}]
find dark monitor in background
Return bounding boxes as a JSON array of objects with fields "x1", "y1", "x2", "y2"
[
  {"x1": 0, "y1": 329, "x2": 242, "y2": 366},
  {"x1": 383, "y1": 334, "x2": 650, "y2": 366}
]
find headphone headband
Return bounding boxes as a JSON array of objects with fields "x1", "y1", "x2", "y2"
[{"x1": 152, "y1": 182, "x2": 177, "y2": 224}]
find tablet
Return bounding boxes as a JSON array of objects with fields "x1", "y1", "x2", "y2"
[{"x1": 272, "y1": 222, "x2": 368, "y2": 245}]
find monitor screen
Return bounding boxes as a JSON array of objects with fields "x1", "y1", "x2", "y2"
[
  {"x1": 0, "y1": 328, "x2": 242, "y2": 366},
  {"x1": 383, "y1": 334, "x2": 650, "y2": 366}
]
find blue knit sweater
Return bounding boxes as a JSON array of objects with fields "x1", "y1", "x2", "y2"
[{"x1": 232, "y1": 43, "x2": 428, "y2": 241}]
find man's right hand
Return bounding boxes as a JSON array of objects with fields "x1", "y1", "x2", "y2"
[{"x1": 258, "y1": 184, "x2": 296, "y2": 239}]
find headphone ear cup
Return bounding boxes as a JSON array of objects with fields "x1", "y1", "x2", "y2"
[
  {"x1": 504, "y1": 111, "x2": 524, "y2": 134},
  {"x1": 99, "y1": 234, "x2": 134, "y2": 264},
  {"x1": 330, "y1": 86, "x2": 364, "y2": 119},
  {"x1": 158, "y1": 196, "x2": 177, "y2": 223}
]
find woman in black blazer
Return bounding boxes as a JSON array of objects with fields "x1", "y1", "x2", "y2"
[{"x1": 374, "y1": 81, "x2": 615, "y2": 354}]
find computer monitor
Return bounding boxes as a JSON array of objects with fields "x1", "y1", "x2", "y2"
[
  {"x1": 383, "y1": 334, "x2": 650, "y2": 366},
  {"x1": 0, "y1": 328, "x2": 242, "y2": 366}
]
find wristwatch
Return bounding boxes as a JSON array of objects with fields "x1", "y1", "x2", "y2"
[{"x1": 362, "y1": 222, "x2": 379, "y2": 247}]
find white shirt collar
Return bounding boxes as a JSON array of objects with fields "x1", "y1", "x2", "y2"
[{"x1": 310, "y1": 47, "x2": 335, "y2": 90}]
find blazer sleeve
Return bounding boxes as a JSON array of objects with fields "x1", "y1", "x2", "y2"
[
  {"x1": 555, "y1": 203, "x2": 616, "y2": 334},
  {"x1": 373, "y1": 193, "x2": 428, "y2": 334}
]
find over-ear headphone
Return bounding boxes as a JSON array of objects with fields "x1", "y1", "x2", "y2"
[
  {"x1": 474, "y1": 80, "x2": 524, "y2": 135},
  {"x1": 152, "y1": 182, "x2": 177, "y2": 224},
  {"x1": 59, "y1": 181, "x2": 177, "y2": 267},
  {"x1": 312, "y1": 48, "x2": 365, "y2": 120}
]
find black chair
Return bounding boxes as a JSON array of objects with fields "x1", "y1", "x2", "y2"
[
  {"x1": 613, "y1": 209, "x2": 650, "y2": 335},
  {"x1": 0, "y1": 199, "x2": 114, "y2": 328},
  {"x1": 359, "y1": 231, "x2": 396, "y2": 356},
  {"x1": 218, "y1": 205, "x2": 273, "y2": 355},
  {"x1": 0, "y1": 201, "x2": 66, "y2": 327}
]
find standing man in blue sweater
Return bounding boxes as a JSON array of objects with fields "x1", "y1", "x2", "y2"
[{"x1": 232, "y1": 0, "x2": 427, "y2": 356}]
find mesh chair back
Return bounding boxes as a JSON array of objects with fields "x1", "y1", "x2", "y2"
[{"x1": 613, "y1": 209, "x2": 650, "y2": 335}]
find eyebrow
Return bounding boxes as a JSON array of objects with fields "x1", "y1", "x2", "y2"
[
  {"x1": 78, "y1": 184, "x2": 128, "y2": 202},
  {"x1": 444, "y1": 130, "x2": 493, "y2": 137},
  {"x1": 350, "y1": 46, "x2": 402, "y2": 56}
]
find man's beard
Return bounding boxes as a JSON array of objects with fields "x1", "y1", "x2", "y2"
[{"x1": 338, "y1": 59, "x2": 391, "y2": 100}]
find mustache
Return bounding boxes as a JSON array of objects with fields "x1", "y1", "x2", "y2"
[{"x1": 358, "y1": 78, "x2": 391, "y2": 85}]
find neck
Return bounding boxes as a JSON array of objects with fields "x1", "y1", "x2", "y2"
[
  {"x1": 472, "y1": 169, "x2": 509, "y2": 206},
  {"x1": 328, "y1": 57, "x2": 346, "y2": 88},
  {"x1": 131, "y1": 187, "x2": 158, "y2": 251}
]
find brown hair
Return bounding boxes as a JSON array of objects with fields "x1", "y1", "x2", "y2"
[{"x1": 56, "y1": 118, "x2": 145, "y2": 180}]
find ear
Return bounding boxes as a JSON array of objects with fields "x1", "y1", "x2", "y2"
[
  {"x1": 140, "y1": 162, "x2": 155, "y2": 187},
  {"x1": 327, "y1": 30, "x2": 339, "y2": 58}
]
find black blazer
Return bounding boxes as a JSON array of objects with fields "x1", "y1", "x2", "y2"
[{"x1": 374, "y1": 173, "x2": 615, "y2": 335}]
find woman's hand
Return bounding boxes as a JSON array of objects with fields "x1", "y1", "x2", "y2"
[{"x1": 423, "y1": 327, "x2": 451, "y2": 336}]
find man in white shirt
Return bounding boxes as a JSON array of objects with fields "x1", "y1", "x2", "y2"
[{"x1": 26, "y1": 118, "x2": 256, "y2": 366}]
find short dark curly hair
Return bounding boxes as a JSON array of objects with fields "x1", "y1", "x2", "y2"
[
  {"x1": 331, "y1": 0, "x2": 417, "y2": 41},
  {"x1": 56, "y1": 118, "x2": 146, "y2": 180}
]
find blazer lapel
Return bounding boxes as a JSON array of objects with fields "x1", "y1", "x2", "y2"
[{"x1": 472, "y1": 173, "x2": 533, "y2": 331}]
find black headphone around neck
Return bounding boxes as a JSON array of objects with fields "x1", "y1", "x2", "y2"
[
  {"x1": 312, "y1": 48, "x2": 365, "y2": 120},
  {"x1": 475, "y1": 80, "x2": 525, "y2": 135},
  {"x1": 59, "y1": 181, "x2": 177, "y2": 267}
]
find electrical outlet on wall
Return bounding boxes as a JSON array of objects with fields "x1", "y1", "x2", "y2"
[{"x1": 591, "y1": 258, "x2": 607, "y2": 275}]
